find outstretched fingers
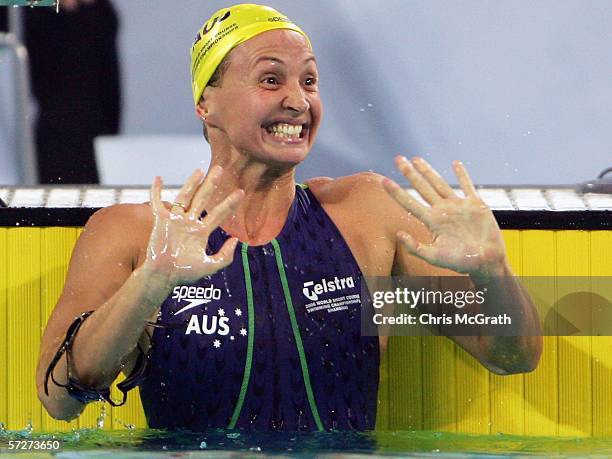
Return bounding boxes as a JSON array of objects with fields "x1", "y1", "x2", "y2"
[
  {"x1": 209, "y1": 237, "x2": 240, "y2": 269},
  {"x1": 173, "y1": 169, "x2": 205, "y2": 214},
  {"x1": 453, "y1": 160, "x2": 478, "y2": 199},
  {"x1": 396, "y1": 156, "x2": 441, "y2": 205},
  {"x1": 411, "y1": 157, "x2": 457, "y2": 198},
  {"x1": 200, "y1": 189, "x2": 245, "y2": 234},
  {"x1": 397, "y1": 231, "x2": 437, "y2": 265},
  {"x1": 189, "y1": 165, "x2": 224, "y2": 219},
  {"x1": 150, "y1": 176, "x2": 167, "y2": 217},
  {"x1": 382, "y1": 177, "x2": 429, "y2": 223}
]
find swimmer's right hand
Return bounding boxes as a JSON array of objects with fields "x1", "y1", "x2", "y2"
[{"x1": 143, "y1": 166, "x2": 244, "y2": 286}]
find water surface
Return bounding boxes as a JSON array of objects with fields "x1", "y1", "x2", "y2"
[{"x1": 3, "y1": 427, "x2": 612, "y2": 457}]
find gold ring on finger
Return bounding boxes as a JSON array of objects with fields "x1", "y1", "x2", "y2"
[{"x1": 171, "y1": 201, "x2": 188, "y2": 212}]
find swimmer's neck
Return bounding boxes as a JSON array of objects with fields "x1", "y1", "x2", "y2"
[{"x1": 206, "y1": 157, "x2": 297, "y2": 246}]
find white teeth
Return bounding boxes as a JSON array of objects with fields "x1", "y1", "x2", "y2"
[{"x1": 268, "y1": 123, "x2": 303, "y2": 137}]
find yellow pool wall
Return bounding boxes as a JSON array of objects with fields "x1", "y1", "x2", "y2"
[{"x1": 1, "y1": 228, "x2": 611, "y2": 435}]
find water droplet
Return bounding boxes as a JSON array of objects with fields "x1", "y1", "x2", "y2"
[{"x1": 97, "y1": 405, "x2": 107, "y2": 428}]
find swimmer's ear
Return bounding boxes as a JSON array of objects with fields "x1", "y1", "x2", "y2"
[{"x1": 195, "y1": 101, "x2": 207, "y2": 120}]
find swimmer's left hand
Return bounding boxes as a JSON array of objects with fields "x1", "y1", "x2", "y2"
[{"x1": 382, "y1": 156, "x2": 508, "y2": 278}]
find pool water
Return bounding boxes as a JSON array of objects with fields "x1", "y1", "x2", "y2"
[{"x1": 2, "y1": 427, "x2": 612, "y2": 458}]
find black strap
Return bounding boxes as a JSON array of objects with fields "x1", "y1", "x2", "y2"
[{"x1": 44, "y1": 310, "x2": 152, "y2": 407}]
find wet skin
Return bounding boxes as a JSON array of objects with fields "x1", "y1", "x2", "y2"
[{"x1": 36, "y1": 29, "x2": 542, "y2": 422}]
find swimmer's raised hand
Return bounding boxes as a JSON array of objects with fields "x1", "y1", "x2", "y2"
[
  {"x1": 144, "y1": 166, "x2": 244, "y2": 285},
  {"x1": 382, "y1": 156, "x2": 507, "y2": 280}
]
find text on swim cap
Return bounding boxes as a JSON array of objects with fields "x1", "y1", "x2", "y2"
[
  {"x1": 193, "y1": 10, "x2": 231, "y2": 49},
  {"x1": 267, "y1": 16, "x2": 291, "y2": 23}
]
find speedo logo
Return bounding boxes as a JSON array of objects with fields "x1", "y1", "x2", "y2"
[
  {"x1": 302, "y1": 276, "x2": 355, "y2": 301},
  {"x1": 172, "y1": 285, "x2": 222, "y2": 315}
]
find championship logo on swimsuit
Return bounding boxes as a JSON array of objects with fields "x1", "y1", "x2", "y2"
[{"x1": 302, "y1": 276, "x2": 362, "y2": 314}]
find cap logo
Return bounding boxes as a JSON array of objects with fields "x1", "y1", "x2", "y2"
[{"x1": 202, "y1": 10, "x2": 231, "y2": 36}]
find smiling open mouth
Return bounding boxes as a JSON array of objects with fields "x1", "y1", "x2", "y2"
[{"x1": 264, "y1": 122, "x2": 307, "y2": 141}]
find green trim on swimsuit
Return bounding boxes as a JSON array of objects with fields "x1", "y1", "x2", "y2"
[
  {"x1": 228, "y1": 243, "x2": 255, "y2": 428},
  {"x1": 271, "y1": 238, "x2": 324, "y2": 431}
]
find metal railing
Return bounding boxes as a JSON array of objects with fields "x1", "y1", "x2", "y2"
[{"x1": 0, "y1": 7, "x2": 38, "y2": 184}]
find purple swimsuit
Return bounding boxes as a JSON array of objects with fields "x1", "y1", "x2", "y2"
[{"x1": 139, "y1": 185, "x2": 380, "y2": 431}]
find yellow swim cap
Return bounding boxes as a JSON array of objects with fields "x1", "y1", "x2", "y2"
[{"x1": 190, "y1": 3, "x2": 312, "y2": 105}]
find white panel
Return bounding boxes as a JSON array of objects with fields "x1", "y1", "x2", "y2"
[
  {"x1": 546, "y1": 189, "x2": 587, "y2": 211},
  {"x1": 118, "y1": 189, "x2": 150, "y2": 204},
  {"x1": 10, "y1": 188, "x2": 45, "y2": 207},
  {"x1": 46, "y1": 189, "x2": 81, "y2": 208},
  {"x1": 477, "y1": 189, "x2": 514, "y2": 210},
  {"x1": 510, "y1": 189, "x2": 550, "y2": 210},
  {"x1": 82, "y1": 189, "x2": 116, "y2": 208},
  {"x1": 584, "y1": 194, "x2": 612, "y2": 210}
]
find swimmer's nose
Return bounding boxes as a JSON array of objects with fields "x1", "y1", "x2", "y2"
[{"x1": 282, "y1": 81, "x2": 309, "y2": 114}]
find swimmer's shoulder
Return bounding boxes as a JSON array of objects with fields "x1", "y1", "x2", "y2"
[
  {"x1": 304, "y1": 172, "x2": 422, "y2": 234},
  {"x1": 85, "y1": 202, "x2": 152, "y2": 234},
  {"x1": 304, "y1": 172, "x2": 391, "y2": 208},
  {"x1": 81, "y1": 202, "x2": 154, "y2": 267}
]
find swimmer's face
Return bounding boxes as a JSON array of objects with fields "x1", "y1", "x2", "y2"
[{"x1": 199, "y1": 29, "x2": 322, "y2": 166}]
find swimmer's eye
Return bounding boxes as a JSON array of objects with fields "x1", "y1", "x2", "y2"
[
  {"x1": 304, "y1": 77, "x2": 318, "y2": 89},
  {"x1": 261, "y1": 76, "x2": 279, "y2": 86}
]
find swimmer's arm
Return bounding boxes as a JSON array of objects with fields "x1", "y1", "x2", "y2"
[
  {"x1": 36, "y1": 204, "x2": 171, "y2": 421},
  {"x1": 392, "y1": 233, "x2": 543, "y2": 375},
  {"x1": 369, "y1": 157, "x2": 542, "y2": 374}
]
